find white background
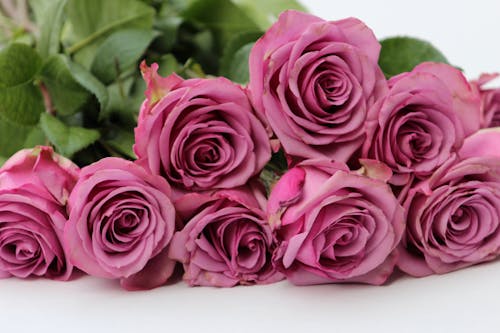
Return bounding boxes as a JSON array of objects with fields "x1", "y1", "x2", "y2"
[{"x1": 2, "y1": 1, "x2": 500, "y2": 332}]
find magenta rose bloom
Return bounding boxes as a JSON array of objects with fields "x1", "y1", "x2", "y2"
[
  {"x1": 134, "y1": 62, "x2": 270, "y2": 196},
  {"x1": 268, "y1": 160, "x2": 404, "y2": 285},
  {"x1": 169, "y1": 185, "x2": 283, "y2": 287},
  {"x1": 248, "y1": 10, "x2": 387, "y2": 163},
  {"x1": 0, "y1": 146, "x2": 79, "y2": 280},
  {"x1": 363, "y1": 62, "x2": 481, "y2": 190},
  {"x1": 471, "y1": 73, "x2": 500, "y2": 127},
  {"x1": 64, "y1": 157, "x2": 176, "y2": 290},
  {"x1": 398, "y1": 129, "x2": 500, "y2": 277}
]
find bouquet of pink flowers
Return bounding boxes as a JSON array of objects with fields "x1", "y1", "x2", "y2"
[{"x1": 1, "y1": 7, "x2": 499, "y2": 291}]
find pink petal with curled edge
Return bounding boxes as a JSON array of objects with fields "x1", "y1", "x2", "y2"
[
  {"x1": 120, "y1": 246, "x2": 177, "y2": 291},
  {"x1": 139, "y1": 61, "x2": 183, "y2": 116},
  {"x1": 0, "y1": 146, "x2": 79, "y2": 206},
  {"x1": 472, "y1": 73, "x2": 500, "y2": 128},
  {"x1": 476, "y1": 73, "x2": 500, "y2": 86},
  {"x1": 334, "y1": 17, "x2": 381, "y2": 64},
  {"x1": 213, "y1": 187, "x2": 263, "y2": 212},
  {"x1": 34, "y1": 147, "x2": 79, "y2": 203},
  {"x1": 174, "y1": 192, "x2": 212, "y2": 222},
  {"x1": 345, "y1": 251, "x2": 398, "y2": 285},
  {"x1": 413, "y1": 62, "x2": 481, "y2": 137},
  {"x1": 168, "y1": 228, "x2": 190, "y2": 264},
  {"x1": 396, "y1": 241, "x2": 434, "y2": 277},
  {"x1": 267, "y1": 167, "x2": 305, "y2": 228},
  {"x1": 458, "y1": 128, "x2": 500, "y2": 159},
  {"x1": 297, "y1": 159, "x2": 350, "y2": 174},
  {"x1": 64, "y1": 216, "x2": 114, "y2": 279},
  {"x1": 282, "y1": 233, "x2": 308, "y2": 269}
]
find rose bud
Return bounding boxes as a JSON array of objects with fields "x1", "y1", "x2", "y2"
[
  {"x1": 134, "y1": 62, "x2": 270, "y2": 197},
  {"x1": 0, "y1": 146, "x2": 79, "y2": 280},
  {"x1": 64, "y1": 157, "x2": 176, "y2": 290},
  {"x1": 248, "y1": 10, "x2": 387, "y2": 164},
  {"x1": 363, "y1": 62, "x2": 481, "y2": 195},
  {"x1": 470, "y1": 73, "x2": 500, "y2": 127},
  {"x1": 269, "y1": 159, "x2": 404, "y2": 285},
  {"x1": 398, "y1": 129, "x2": 500, "y2": 276},
  {"x1": 169, "y1": 185, "x2": 283, "y2": 287}
]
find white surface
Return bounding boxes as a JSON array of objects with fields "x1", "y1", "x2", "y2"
[
  {"x1": 2, "y1": 1, "x2": 500, "y2": 332},
  {"x1": 2, "y1": 263, "x2": 500, "y2": 333}
]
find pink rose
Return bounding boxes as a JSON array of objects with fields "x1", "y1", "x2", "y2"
[
  {"x1": 169, "y1": 185, "x2": 283, "y2": 287},
  {"x1": 398, "y1": 129, "x2": 500, "y2": 277},
  {"x1": 363, "y1": 62, "x2": 481, "y2": 190},
  {"x1": 268, "y1": 160, "x2": 404, "y2": 285},
  {"x1": 134, "y1": 63, "x2": 270, "y2": 195},
  {"x1": 248, "y1": 10, "x2": 387, "y2": 163},
  {"x1": 471, "y1": 73, "x2": 500, "y2": 127},
  {"x1": 64, "y1": 157, "x2": 177, "y2": 290},
  {"x1": 0, "y1": 146, "x2": 79, "y2": 280}
]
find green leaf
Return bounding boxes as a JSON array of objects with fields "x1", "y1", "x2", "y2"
[
  {"x1": 231, "y1": 0, "x2": 307, "y2": 30},
  {"x1": 67, "y1": 60, "x2": 109, "y2": 110},
  {"x1": 153, "y1": 3, "x2": 183, "y2": 53},
  {"x1": 71, "y1": 145, "x2": 108, "y2": 166},
  {"x1": 40, "y1": 113, "x2": 100, "y2": 158},
  {"x1": 0, "y1": 83, "x2": 44, "y2": 125},
  {"x1": 166, "y1": 0, "x2": 195, "y2": 12},
  {"x1": 182, "y1": 0, "x2": 259, "y2": 51},
  {"x1": 0, "y1": 116, "x2": 46, "y2": 158},
  {"x1": 102, "y1": 126, "x2": 136, "y2": 159},
  {"x1": 29, "y1": 0, "x2": 68, "y2": 58},
  {"x1": 0, "y1": 44, "x2": 44, "y2": 126},
  {"x1": 220, "y1": 31, "x2": 261, "y2": 84},
  {"x1": 0, "y1": 43, "x2": 42, "y2": 87},
  {"x1": 223, "y1": 43, "x2": 253, "y2": 84},
  {"x1": 90, "y1": 29, "x2": 158, "y2": 84},
  {"x1": 126, "y1": 75, "x2": 148, "y2": 117},
  {"x1": 101, "y1": 77, "x2": 135, "y2": 122},
  {"x1": 40, "y1": 55, "x2": 90, "y2": 116},
  {"x1": 157, "y1": 53, "x2": 181, "y2": 76},
  {"x1": 64, "y1": 0, "x2": 155, "y2": 67},
  {"x1": 23, "y1": 126, "x2": 48, "y2": 148},
  {"x1": 154, "y1": 16, "x2": 182, "y2": 53},
  {"x1": 259, "y1": 168, "x2": 281, "y2": 195},
  {"x1": 105, "y1": 78, "x2": 134, "y2": 114},
  {"x1": 379, "y1": 36, "x2": 449, "y2": 78},
  {"x1": 269, "y1": 148, "x2": 288, "y2": 172}
]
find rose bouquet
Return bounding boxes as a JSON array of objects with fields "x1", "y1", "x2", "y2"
[{"x1": 1, "y1": 1, "x2": 499, "y2": 291}]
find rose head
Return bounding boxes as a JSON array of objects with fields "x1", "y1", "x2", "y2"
[
  {"x1": 268, "y1": 160, "x2": 404, "y2": 285},
  {"x1": 134, "y1": 63, "x2": 270, "y2": 196},
  {"x1": 363, "y1": 62, "x2": 481, "y2": 188},
  {"x1": 0, "y1": 146, "x2": 79, "y2": 280},
  {"x1": 169, "y1": 185, "x2": 283, "y2": 287},
  {"x1": 398, "y1": 129, "x2": 500, "y2": 277},
  {"x1": 0, "y1": 146, "x2": 79, "y2": 205},
  {"x1": 471, "y1": 73, "x2": 500, "y2": 128},
  {"x1": 248, "y1": 10, "x2": 387, "y2": 164},
  {"x1": 64, "y1": 157, "x2": 177, "y2": 290}
]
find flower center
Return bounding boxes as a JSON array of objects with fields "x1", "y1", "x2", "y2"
[
  {"x1": 0, "y1": 234, "x2": 39, "y2": 263},
  {"x1": 315, "y1": 68, "x2": 351, "y2": 110},
  {"x1": 194, "y1": 144, "x2": 219, "y2": 164}
]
